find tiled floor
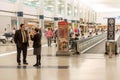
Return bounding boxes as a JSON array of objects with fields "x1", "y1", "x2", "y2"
[{"x1": 0, "y1": 40, "x2": 120, "y2": 80}]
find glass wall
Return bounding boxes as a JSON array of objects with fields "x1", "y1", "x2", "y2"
[
  {"x1": 58, "y1": 0, "x2": 64, "y2": 15},
  {"x1": 24, "y1": 0, "x2": 40, "y2": 8},
  {"x1": 44, "y1": 0, "x2": 55, "y2": 12},
  {"x1": 67, "y1": 4, "x2": 72, "y2": 16},
  {"x1": 74, "y1": 7, "x2": 78, "y2": 17},
  {"x1": 8, "y1": 0, "x2": 17, "y2": 3}
]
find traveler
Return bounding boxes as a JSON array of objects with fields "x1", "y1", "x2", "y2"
[
  {"x1": 46, "y1": 28, "x2": 53, "y2": 47},
  {"x1": 53, "y1": 28, "x2": 58, "y2": 46},
  {"x1": 14, "y1": 24, "x2": 29, "y2": 65},
  {"x1": 30, "y1": 28, "x2": 42, "y2": 67}
]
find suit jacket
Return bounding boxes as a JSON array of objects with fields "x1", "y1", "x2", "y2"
[
  {"x1": 14, "y1": 29, "x2": 29, "y2": 48},
  {"x1": 31, "y1": 33, "x2": 41, "y2": 48}
]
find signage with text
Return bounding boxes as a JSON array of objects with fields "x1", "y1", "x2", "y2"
[{"x1": 107, "y1": 18, "x2": 115, "y2": 40}]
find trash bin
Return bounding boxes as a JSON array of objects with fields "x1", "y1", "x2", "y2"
[{"x1": 105, "y1": 40, "x2": 117, "y2": 55}]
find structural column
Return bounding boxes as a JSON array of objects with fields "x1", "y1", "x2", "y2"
[
  {"x1": 64, "y1": 0, "x2": 67, "y2": 19},
  {"x1": 71, "y1": 1, "x2": 75, "y2": 32},
  {"x1": 72, "y1": 1, "x2": 74, "y2": 19},
  {"x1": 39, "y1": 15, "x2": 44, "y2": 30},
  {"x1": 54, "y1": 17, "x2": 59, "y2": 28},
  {"x1": 54, "y1": 0, "x2": 58, "y2": 16},
  {"x1": 77, "y1": 21, "x2": 80, "y2": 28},
  {"x1": 84, "y1": 7, "x2": 87, "y2": 33},
  {"x1": 16, "y1": 0, "x2": 24, "y2": 29},
  {"x1": 38, "y1": 0, "x2": 44, "y2": 29},
  {"x1": 54, "y1": 0, "x2": 59, "y2": 28},
  {"x1": 71, "y1": 20, "x2": 75, "y2": 31}
]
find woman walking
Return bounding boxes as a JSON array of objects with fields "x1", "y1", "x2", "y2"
[{"x1": 46, "y1": 28, "x2": 53, "y2": 47}]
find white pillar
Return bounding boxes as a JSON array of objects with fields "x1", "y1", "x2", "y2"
[
  {"x1": 77, "y1": 4, "x2": 80, "y2": 21},
  {"x1": 39, "y1": 15, "x2": 44, "y2": 29},
  {"x1": 92, "y1": 11, "x2": 94, "y2": 23},
  {"x1": 54, "y1": 0, "x2": 58, "y2": 17},
  {"x1": 95, "y1": 12, "x2": 97, "y2": 23},
  {"x1": 38, "y1": 0, "x2": 44, "y2": 30},
  {"x1": 88, "y1": 10, "x2": 90, "y2": 22},
  {"x1": 72, "y1": 20, "x2": 75, "y2": 31},
  {"x1": 54, "y1": 0, "x2": 58, "y2": 29},
  {"x1": 72, "y1": 3, "x2": 74, "y2": 19},
  {"x1": 89, "y1": 10, "x2": 91, "y2": 22},
  {"x1": 78, "y1": 21, "x2": 80, "y2": 28},
  {"x1": 71, "y1": 2, "x2": 75, "y2": 31},
  {"x1": 54, "y1": 17, "x2": 58, "y2": 29},
  {"x1": 16, "y1": 0, "x2": 24, "y2": 29},
  {"x1": 64, "y1": 0, "x2": 67, "y2": 19}
]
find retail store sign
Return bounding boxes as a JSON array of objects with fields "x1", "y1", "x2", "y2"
[{"x1": 107, "y1": 18, "x2": 115, "y2": 40}]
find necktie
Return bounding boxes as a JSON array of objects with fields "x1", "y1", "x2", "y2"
[{"x1": 22, "y1": 31, "x2": 26, "y2": 43}]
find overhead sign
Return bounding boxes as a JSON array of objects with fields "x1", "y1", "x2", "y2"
[{"x1": 107, "y1": 18, "x2": 115, "y2": 40}]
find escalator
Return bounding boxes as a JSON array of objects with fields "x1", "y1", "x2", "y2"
[{"x1": 84, "y1": 40, "x2": 106, "y2": 54}]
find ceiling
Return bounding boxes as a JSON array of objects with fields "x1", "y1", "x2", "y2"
[
  {"x1": 25, "y1": 0, "x2": 120, "y2": 12},
  {"x1": 80, "y1": 0, "x2": 120, "y2": 12}
]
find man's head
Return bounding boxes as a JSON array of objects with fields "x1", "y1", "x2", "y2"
[{"x1": 20, "y1": 24, "x2": 25, "y2": 31}]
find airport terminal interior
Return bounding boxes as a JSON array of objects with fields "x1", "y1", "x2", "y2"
[{"x1": 1, "y1": 0, "x2": 120, "y2": 80}]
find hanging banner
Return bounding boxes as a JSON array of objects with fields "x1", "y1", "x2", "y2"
[
  {"x1": 107, "y1": 18, "x2": 115, "y2": 40},
  {"x1": 56, "y1": 21, "x2": 70, "y2": 56}
]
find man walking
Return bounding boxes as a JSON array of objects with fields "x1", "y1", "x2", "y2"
[{"x1": 14, "y1": 24, "x2": 29, "y2": 65}]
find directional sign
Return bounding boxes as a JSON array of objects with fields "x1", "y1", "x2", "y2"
[{"x1": 107, "y1": 18, "x2": 115, "y2": 40}]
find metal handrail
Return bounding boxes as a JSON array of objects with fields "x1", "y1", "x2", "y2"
[{"x1": 77, "y1": 32, "x2": 107, "y2": 53}]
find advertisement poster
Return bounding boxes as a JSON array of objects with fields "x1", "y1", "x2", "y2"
[
  {"x1": 58, "y1": 21, "x2": 69, "y2": 51},
  {"x1": 107, "y1": 18, "x2": 115, "y2": 40}
]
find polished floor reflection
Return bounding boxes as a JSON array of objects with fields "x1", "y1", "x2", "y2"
[{"x1": 0, "y1": 42, "x2": 120, "y2": 80}]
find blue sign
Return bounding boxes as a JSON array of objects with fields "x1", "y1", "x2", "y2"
[
  {"x1": 39, "y1": 15, "x2": 44, "y2": 19},
  {"x1": 17, "y1": 12, "x2": 23, "y2": 17},
  {"x1": 71, "y1": 20, "x2": 75, "y2": 23},
  {"x1": 54, "y1": 17, "x2": 58, "y2": 21}
]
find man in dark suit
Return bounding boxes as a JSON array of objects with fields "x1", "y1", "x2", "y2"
[{"x1": 14, "y1": 24, "x2": 29, "y2": 65}]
